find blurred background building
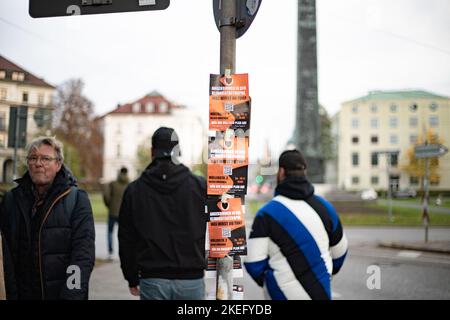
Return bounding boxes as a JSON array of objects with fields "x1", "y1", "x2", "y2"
[
  {"x1": 0, "y1": 55, "x2": 55, "y2": 183},
  {"x1": 100, "y1": 91, "x2": 205, "y2": 181},
  {"x1": 337, "y1": 90, "x2": 450, "y2": 192}
]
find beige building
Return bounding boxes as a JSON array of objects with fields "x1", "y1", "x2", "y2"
[
  {"x1": 0, "y1": 55, "x2": 55, "y2": 183},
  {"x1": 101, "y1": 91, "x2": 205, "y2": 182},
  {"x1": 337, "y1": 90, "x2": 450, "y2": 192}
]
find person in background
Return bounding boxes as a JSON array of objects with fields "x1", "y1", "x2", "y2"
[
  {"x1": 103, "y1": 166, "x2": 129, "y2": 260},
  {"x1": 244, "y1": 149, "x2": 348, "y2": 300},
  {"x1": 118, "y1": 127, "x2": 207, "y2": 300}
]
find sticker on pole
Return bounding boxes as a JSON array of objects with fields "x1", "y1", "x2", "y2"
[
  {"x1": 207, "y1": 197, "x2": 247, "y2": 258},
  {"x1": 209, "y1": 73, "x2": 251, "y2": 132},
  {"x1": 207, "y1": 130, "x2": 249, "y2": 195}
]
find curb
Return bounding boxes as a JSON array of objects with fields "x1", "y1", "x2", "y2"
[{"x1": 378, "y1": 241, "x2": 450, "y2": 254}]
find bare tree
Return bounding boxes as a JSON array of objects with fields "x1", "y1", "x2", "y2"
[{"x1": 53, "y1": 79, "x2": 103, "y2": 183}]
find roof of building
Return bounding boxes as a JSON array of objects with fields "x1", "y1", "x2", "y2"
[
  {"x1": 0, "y1": 54, "x2": 55, "y2": 88},
  {"x1": 108, "y1": 91, "x2": 180, "y2": 115},
  {"x1": 344, "y1": 90, "x2": 449, "y2": 104}
]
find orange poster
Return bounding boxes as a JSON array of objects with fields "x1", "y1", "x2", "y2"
[
  {"x1": 209, "y1": 73, "x2": 251, "y2": 132},
  {"x1": 207, "y1": 130, "x2": 249, "y2": 195},
  {"x1": 207, "y1": 197, "x2": 247, "y2": 258}
]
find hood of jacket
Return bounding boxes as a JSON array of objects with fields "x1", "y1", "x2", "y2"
[
  {"x1": 140, "y1": 159, "x2": 191, "y2": 194},
  {"x1": 274, "y1": 176, "x2": 315, "y2": 200}
]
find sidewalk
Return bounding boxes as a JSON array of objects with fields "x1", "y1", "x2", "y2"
[
  {"x1": 379, "y1": 240, "x2": 450, "y2": 254},
  {"x1": 89, "y1": 223, "x2": 137, "y2": 300}
]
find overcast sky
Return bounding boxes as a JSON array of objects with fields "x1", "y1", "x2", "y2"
[{"x1": 1, "y1": 0, "x2": 449, "y2": 159}]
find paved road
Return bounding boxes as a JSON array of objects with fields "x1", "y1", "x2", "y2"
[{"x1": 90, "y1": 223, "x2": 450, "y2": 300}]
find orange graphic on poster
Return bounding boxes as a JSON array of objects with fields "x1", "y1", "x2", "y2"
[
  {"x1": 208, "y1": 197, "x2": 246, "y2": 258},
  {"x1": 209, "y1": 74, "x2": 251, "y2": 132}
]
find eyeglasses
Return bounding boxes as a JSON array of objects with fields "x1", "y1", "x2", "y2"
[{"x1": 26, "y1": 155, "x2": 60, "y2": 165}]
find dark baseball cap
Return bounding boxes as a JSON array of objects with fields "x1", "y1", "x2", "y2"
[
  {"x1": 279, "y1": 149, "x2": 307, "y2": 171},
  {"x1": 151, "y1": 127, "x2": 180, "y2": 159}
]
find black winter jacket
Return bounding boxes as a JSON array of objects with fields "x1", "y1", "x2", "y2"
[
  {"x1": 118, "y1": 159, "x2": 207, "y2": 287},
  {"x1": 0, "y1": 165, "x2": 95, "y2": 300}
]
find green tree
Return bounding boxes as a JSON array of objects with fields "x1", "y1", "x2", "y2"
[
  {"x1": 402, "y1": 129, "x2": 443, "y2": 189},
  {"x1": 135, "y1": 142, "x2": 152, "y2": 175}
]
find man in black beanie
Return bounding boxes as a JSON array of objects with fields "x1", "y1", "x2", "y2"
[
  {"x1": 118, "y1": 127, "x2": 207, "y2": 300},
  {"x1": 245, "y1": 149, "x2": 348, "y2": 300}
]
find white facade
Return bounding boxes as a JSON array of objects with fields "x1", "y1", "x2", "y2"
[
  {"x1": 102, "y1": 94, "x2": 205, "y2": 182},
  {"x1": 338, "y1": 90, "x2": 450, "y2": 191}
]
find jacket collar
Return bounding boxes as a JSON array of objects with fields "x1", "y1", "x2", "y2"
[{"x1": 274, "y1": 176, "x2": 314, "y2": 200}]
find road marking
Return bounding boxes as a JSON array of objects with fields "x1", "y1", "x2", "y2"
[{"x1": 397, "y1": 250, "x2": 422, "y2": 258}]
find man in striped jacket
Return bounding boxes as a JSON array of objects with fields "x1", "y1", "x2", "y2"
[{"x1": 244, "y1": 149, "x2": 348, "y2": 300}]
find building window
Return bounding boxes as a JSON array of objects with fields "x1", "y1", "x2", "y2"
[
  {"x1": 0, "y1": 88, "x2": 6, "y2": 100},
  {"x1": 370, "y1": 104, "x2": 378, "y2": 113},
  {"x1": 389, "y1": 117, "x2": 398, "y2": 128},
  {"x1": 410, "y1": 176, "x2": 419, "y2": 185},
  {"x1": 351, "y1": 104, "x2": 358, "y2": 113},
  {"x1": 117, "y1": 144, "x2": 121, "y2": 158},
  {"x1": 12, "y1": 72, "x2": 25, "y2": 81},
  {"x1": 371, "y1": 152, "x2": 379, "y2": 166},
  {"x1": 145, "y1": 102, "x2": 155, "y2": 113},
  {"x1": 352, "y1": 152, "x2": 359, "y2": 166},
  {"x1": 371, "y1": 176, "x2": 379, "y2": 185},
  {"x1": 0, "y1": 70, "x2": 5, "y2": 79},
  {"x1": 22, "y1": 92, "x2": 28, "y2": 103},
  {"x1": 410, "y1": 134, "x2": 418, "y2": 144},
  {"x1": 429, "y1": 115, "x2": 439, "y2": 127},
  {"x1": 352, "y1": 136, "x2": 359, "y2": 144},
  {"x1": 429, "y1": 102, "x2": 438, "y2": 111},
  {"x1": 352, "y1": 176, "x2": 360, "y2": 185},
  {"x1": 409, "y1": 103, "x2": 418, "y2": 112},
  {"x1": 159, "y1": 102, "x2": 169, "y2": 113},
  {"x1": 390, "y1": 104, "x2": 397, "y2": 112},
  {"x1": 409, "y1": 116, "x2": 418, "y2": 127},
  {"x1": 132, "y1": 102, "x2": 141, "y2": 113},
  {"x1": 38, "y1": 94, "x2": 44, "y2": 105},
  {"x1": 370, "y1": 118, "x2": 378, "y2": 129},
  {"x1": 0, "y1": 112, "x2": 5, "y2": 131},
  {"x1": 390, "y1": 153, "x2": 398, "y2": 167},
  {"x1": 430, "y1": 178, "x2": 440, "y2": 186},
  {"x1": 390, "y1": 134, "x2": 398, "y2": 145},
  {"x1": 371, "y1": 135, "x2": 379, "y2": 144},
  {"x1": 351, "y1": 118, "x2": 359, "y2": 129}
]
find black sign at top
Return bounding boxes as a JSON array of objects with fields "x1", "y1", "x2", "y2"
[{"x1": 29, "y1": 0, "x2": 170, "y2": 18}]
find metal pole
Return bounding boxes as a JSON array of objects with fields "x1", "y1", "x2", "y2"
[
  {"x1": 216, "y1": 0, "x2": 236, "y2": 301},
  {"x1": 386, "y1": 153, "x2": 393, "y2": 222},
  {"x1": 12, "y1": 107, "x2": 20, "y2": 181},
  {"x1": 423, "y1": 158, "x2": 430, "y2": 243}
]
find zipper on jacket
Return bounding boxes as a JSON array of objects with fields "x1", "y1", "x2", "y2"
[{"x1": 38, "y1": 187, "x2": 72, "y2": 300}]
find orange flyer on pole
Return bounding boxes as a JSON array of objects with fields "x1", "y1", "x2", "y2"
[
  {"x1": 209, "y1": 73, "x2": 251, "y2": 132},
  {"x1": 207, "y1": 197, "x2": 247, "y2": 258}
]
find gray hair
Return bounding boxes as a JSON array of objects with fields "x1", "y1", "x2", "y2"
[{"x1": 26, "y1": 136, "x2": 64, "y2": 162}]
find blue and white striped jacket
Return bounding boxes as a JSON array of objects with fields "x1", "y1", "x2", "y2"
[{"x1": 244, "y1": 177, "x2": 348, "y2": 300}]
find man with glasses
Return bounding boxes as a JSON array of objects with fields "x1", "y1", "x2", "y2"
[{"x1": 0, "y1": 136, "x2": 95, "y2": 300}]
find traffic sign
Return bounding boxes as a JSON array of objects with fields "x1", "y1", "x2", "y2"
[
  {"x1": 213, "y1": 0, "x2": 262, "y2": 38},
  {"x1": 29, "y1": 0, "x2": 170, "y2": 18},
  {"x1": 414, "y1": 144, "x2": 448, "y2": 159}
]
